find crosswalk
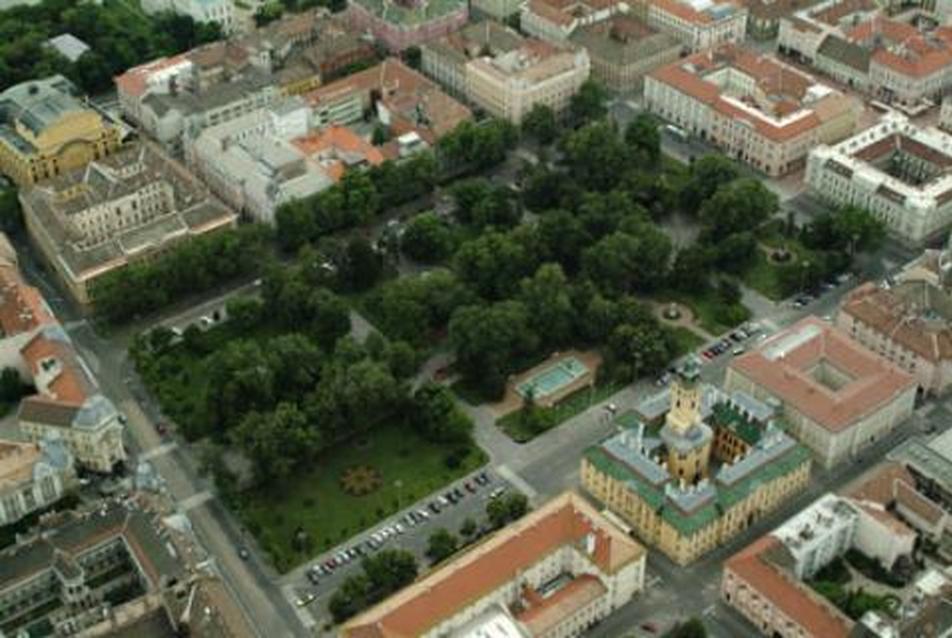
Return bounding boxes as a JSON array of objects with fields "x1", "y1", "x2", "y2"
[{"x1": 179, "y1": 491, "x2": 214, "y2": 512}]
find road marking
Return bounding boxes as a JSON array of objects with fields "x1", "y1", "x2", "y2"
[
  {"x1": 646, "y1": 574, "x2": 662, "y2": 588},
  {"x1": 281, "y1": 583, "x2": 318, "y2": 629},
  {"x1": 179, "y1": 490, "x2": 214, "y2": 511},
  {"x1": 139, "y1": 441, "x2": 178, "y2": 461},
  {"x1": 703, "y1": 604, "x2": 717, "y2": 616},
  {"x1": 918, "y1": 404, "x2": 936, "y2": 417},
  {"x1": 495, "y1": 465, "x2": 538, "y2": 501}
]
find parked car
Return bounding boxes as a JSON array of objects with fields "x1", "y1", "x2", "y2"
[
  {"x1": 465, "y1": 481, "x2": 477, "y2": 493},
  {"x1": 307, "y1": 569, "x2": 320, "y2": 585}
]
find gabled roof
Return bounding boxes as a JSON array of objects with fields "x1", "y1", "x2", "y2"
[{"x1": 340, "y1": 492, "x2": 644, "y2": 637}]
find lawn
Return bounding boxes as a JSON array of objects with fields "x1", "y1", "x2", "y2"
[
  {"x1": 496, "y1": 381, "x2": 622, "y2": 443},
  {"x1": 238, "y1": 422, "x2": 487, "y2": 573},
  {"x1": 655, "y1": 289, "x2": 750, "y2": 336},
  {"x1": 666, "y1": 326, "x2": 704, "y2": 357},
  {"x1": 741, "y1": 239, "x2": 815, "y2": 301}
]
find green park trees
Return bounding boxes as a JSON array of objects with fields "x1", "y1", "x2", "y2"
[{"x1": 329, "y1": 550, "x2": 418, "y2": 623}]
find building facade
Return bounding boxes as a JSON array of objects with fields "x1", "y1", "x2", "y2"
[
  {"x1": 806, "y1": 112, "x2": 952, "y2": 245},
  {"x1": 0, "y1": 438, "x2": 75, "y2": 527},
  {"x1": 837, "y1": 247, "x2": 952, "y2": 396},
  {"x1": 645, "y1": 0, "x2": 747, "y2": 52},
  {"x1": 142, "y1": 0, "x2": 236, "y2": 33},
  {"x1": 644, "y1": 45, "x2": 858, "y2": 176},
  {"x1": 582, "y1": 363, "x2": 812, "y2": 565},
  {"x1": 465, "y1": 41, "x2": 590, "y2": 124},
  {"x1": 725, "y1": 316, "x2": 918, "y2": 468},
  {"x1": 16, "y1": 326, "x2": 126, "y2": 473},
  {"x1": 0, "y1": 76, "x2": 120, "y2": 187},
  {"x1": 20, "y1": 144, "x2": 236, "y2": 307},
  {"x1": 723, "y1": 490, "x2": 920, "y2": 638},
  {"x1": 340, "y1": 491, "x2": 646, "y2": 637}
]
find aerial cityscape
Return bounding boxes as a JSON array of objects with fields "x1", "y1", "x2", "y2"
[{"x1": 4, "y1": 0, "x2": 952, "y2": 635}]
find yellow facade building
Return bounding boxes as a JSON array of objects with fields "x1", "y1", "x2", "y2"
[
  {"x1": 0, "y1": 76, "x2": 119, "y2": 187},
  {"x1": 581, "y1": 363, "x2": 811, "y2": 565}
]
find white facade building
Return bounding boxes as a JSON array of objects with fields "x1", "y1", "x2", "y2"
[
  {"x1": 0, "y1": 438, "x2": 75, "y2": 526},
  {"x1": 806, "y1": 112, "x2": 952, "y2": 245},
  {"x1": 646, "y1": 0, "x2": 747, "y2": 52},
  {"x1": 143, "y1": 0, "x2": 236, "y2": 34},
  {"x1": 772, "y1": 494, "x2": 858, "y2": 579}
]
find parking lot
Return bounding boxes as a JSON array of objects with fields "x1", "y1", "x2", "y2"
[{"x1": 286, "y1": 467, "x2": 519, "y2": 610}]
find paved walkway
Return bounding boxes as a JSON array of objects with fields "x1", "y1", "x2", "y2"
[{"x1": 652, "y1": 301, "x2": 715, "y2": 342}]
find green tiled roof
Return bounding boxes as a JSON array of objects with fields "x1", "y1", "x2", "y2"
[
  {"x1": 710, "y1": 402, "x2": 763, "y2": 446},
  {"x1": 662, "y1": 501, "x2": 719, "y2": 536},
  {"x1": 585, "y1": 437, "x2": 811, "y2": 538},
  {"x1": 717, "y1": 444, "x2": 811, "y2": 510}
]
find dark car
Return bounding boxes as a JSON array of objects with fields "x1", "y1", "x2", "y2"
[{"x1": 429, "y1": 502, "x2": 441, "y2": 514}]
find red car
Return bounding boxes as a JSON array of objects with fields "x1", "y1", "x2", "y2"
[
  {"x1": 155, "y1": 422, "x2": 168, "y2": 436},
  {"x1": 640, "y1": 622, "x2": 658, "y2": 634}
]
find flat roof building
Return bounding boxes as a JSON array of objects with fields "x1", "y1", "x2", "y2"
[
  {"x1": 807, "y1": 112, "x2": 952, "y2": 245},
  {"x1": 340, "y1": 491, "x2": 646, "y2": 638},
  {"x1": 726, "y1": 316, "x2": 917, "y2": 468},
  {"x1": 645, "y1": 45, "x2": 858, "y2": 176}
]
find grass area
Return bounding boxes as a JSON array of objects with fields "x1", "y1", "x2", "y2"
[
  {"x1": 741, "y1": 230, "x2": 816, "y2": 301},
  {"x1": 666, "y1": 326, "x2": 704, "y2": 357},
  {"x1": 655, "y1": 289, "x2": 750, "y2": 336},
  {"x1": 496, "y1": 381, "x2": 622, "y2": 443},
  {"x1": 238, "y1": 423, "x2": 486, "y2": 573}
]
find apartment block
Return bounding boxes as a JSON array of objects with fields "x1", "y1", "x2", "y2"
[
  {"x1": 725, "y1": 316, "x2": 917, "y2": 468},
  {"x1": 521, "y1": 0, "x2": 626, "y2": 42},
  {"x1": 341, "y1": 491, "x2": 646, "y2": 638},
  {"x1": 806, "y1": 112, "x2": 952, "y2": 244},
  {"x1": 19, "y1": 144, "x2": 236, "y2": 307},
  {"x1": 0, "y1": 76, "x2": 120, "y2": 187},
  {"x1": 644, "y1": 45, "x2": 858, "y2": 176}
]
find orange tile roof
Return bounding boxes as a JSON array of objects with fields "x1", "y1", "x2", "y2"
[
  {"x1": 726, "y1": 535, "x2": 854, "y2": 638},
  {"x1": 895, "y1": 481, "x2": 946, "y2": 526},
  {"x1": 292, "y1": 125, "x2": 384, "y2": 182},
  {"x1": 114, "y1": 54, "x2": 190, "y2": 99},
  {"x1": 841, "y1": 461, "x2": 914, "y2": 505},
  {"x1": 729, "y1": 316, "x2": 915, "y2": 432},
  {"x1": 341, "y1": 492, "x2": 644, "y2": 638},
  {"x1": 845, "y1": 17, "x2": 952, "y2": 78},
  {"x1": 515, "y1": 575, "x2": 606, "y2": 635},
  {"x1": 0, "y1": 265, "x2": 55, "y2": 338},
  {"x1": 841, "y1": 282, "x2": 952, "y2": 363},
  {"x1": 652, "y1": 0, "x2": 714, "y2": 24},
  {"x1": 304, "y1": 58, "x2": 471, "y2": 143},
  {"x1": 649, "y1": 45, "x2": 844, "y2": 143},
  {"x1": 20, "y1": 330, "x2": 95, "y2": 406}
]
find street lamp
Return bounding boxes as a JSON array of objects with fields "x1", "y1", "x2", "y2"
[
  {"x1": 801, "y1": 260, "x2": 811, "y2": 294},
  {"x1": 394, "y1": 479, "x2": 403, "y2": 510}
]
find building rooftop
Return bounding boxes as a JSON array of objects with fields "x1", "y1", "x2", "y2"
[
  {"x1": 649, "y1": 45, "x2": 856, "y2": 142},
  {"x1": 651, "y1": 0, "x2": 744, "y2": 26},
  {"x1": 0, "y1": 438, "x2": 70, "y2": 489},
  {"x1": 340, "y1": 491, "x2": 645, "y2": 637},
  {"x1": 0, "y1": 75, "x2": 86, "y2": 139},
  {"x1": 292, "y1": 125, "x2": 385, "y2": 182},
  {"x1": 890, "y1": 434, "x2": 952, "y2": 495},
  {"x1": 729, "y1": 316, "x2": 916, "y2": 432},
  {"x1": 571, "y1": 14, "x2": 681, "y2": 66},
  {"x1": 726, "y1": 535, "x2": 854, "y2": 638},
  {"x1": 586, "y1": 407, "x2": 809, "y2": 537},
  {"x1": 21, "y1": 144, "x2": 235, "y2": 281},
  {"x1": 0, "y1": 264, "x2": 56, "y2": 338},
  {"x1": 0, "y1": 498, "x2": 185, "y2": 593},
  {"x1": 423, "y1": 19, "x2": 525, "y2": 65},
  {"x1": 46, "y1": 34, "x2": 90, "y2": 63},
  {"x1": 305, "y1": 58, "x2": 471, "y2": 143},
  {"x1": 349, "y1": 0, "x2": 467, "y2": 25}
]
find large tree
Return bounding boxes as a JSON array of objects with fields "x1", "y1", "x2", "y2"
[
  {"x1": 625, "y1": 113, "x2": 661, "y2": 166},
  {"x1": 561, "y1": 121, "x2": 629, "y2": 192},
  {"x1": 680, "y1": 155, "x2": 741, "y2": 214},
  {"x1": 521, "y1": 103, "x2": 559, "y2": 145},
  {"x1": 699, "y1": 178, "x2": 778, "y2": 241},
  {"x1": 453, "y1": 231, "x2": 535, "y2": 300},
  {"x1": 568, "y1": 79, "x2": 609, "y2": 125},
  {"x1": 518, "y1": 263, "x2": 575, "y2": 347},
  {"x1": 425, "y1": 528, "x2": 459, "y2": 563},
  {"x1": 582, "y1": 229, "x2": 671, "y2": 296},
  {"x1": 401, "y1": 212, "x2": 455, "y2": 263}
]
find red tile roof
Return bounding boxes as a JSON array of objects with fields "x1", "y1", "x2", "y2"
[
  {"x1": 20, "y1": 330, "x2": 95, "y2": 406},
  {"x1": 726, "y1": 535, "x2": 854, "y2": 638},
  {"x1": 341, "y1": 492, "x2": 644, "y2": 638},
  {"x1": 515, "y1": 575, "x2": 606, "y2": 635},
  {"x1": 649, "y1": 45, "x2": 848, "y2": 143},
  {"x1": 0, "y1": 265, "x2": 55, "y2": 338},
  {"x1": 292, "y1": 125, "x2": 385, "y2": 182},
  {"x1": 729, "y1": 316, "x2": 915, "y2": 432},
  {"x1": 114, "y1": 54, "x2": 190, "y2": 99}
]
